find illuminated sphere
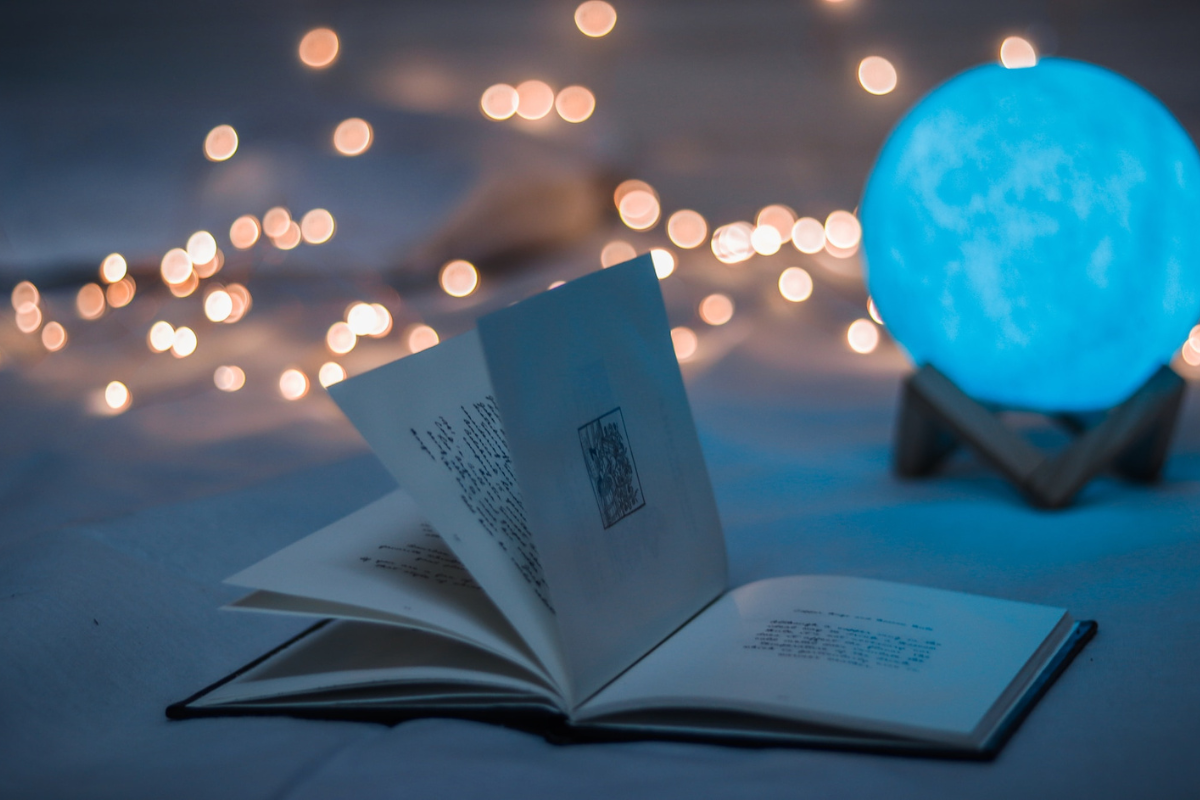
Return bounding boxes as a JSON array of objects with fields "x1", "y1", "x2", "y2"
[{"x1": 861, "y1": 59, "x2": 1200, "y2": 411}]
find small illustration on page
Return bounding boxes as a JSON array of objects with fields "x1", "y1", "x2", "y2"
[{"x1": 579, "y1": 407, "x2": 645, "y2": 528}]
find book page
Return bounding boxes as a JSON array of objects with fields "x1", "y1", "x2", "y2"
[
  {"x1": 224, "y1": 489, "x2": 547, "y2": 681},
  {"x1": 327, "y1": 330, "x2": 567, "y2": 691},
  {"x1": 478, "y1": 256, "x2": 728, "y2": 705},
  {"x1": 578, "y1": 575, "x2": 1068, "y2": 743}
]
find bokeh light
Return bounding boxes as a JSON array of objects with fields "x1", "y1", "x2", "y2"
[
  {"x1": 214, "y1": 365, "x2": 246, "y2": 392},
  {"x1": 106, "y1": 277, "x2": 135, "y2": 308},
  {"x1": 650, "y1": 248, "x2": 675, "y2": 279},
  {"x1": 868, "y1": 296, "x2": 884, "y2": 325},
  {"x1": 1182, "y1": 340, "x2": 1200, "y2": 367},
  {"x1": 575, "y1": 1, "x2": 617, "y2": 36},
  {"x1": 204, "y1": 289, "x2": 233, "y2": 322},
  {"x1": 262, "y1": 207, "x2": 291, "y2": 239},
  {"x1": 279, "y1": 369, "x2": 310, "y2": 401},
  {"x1": 167, "y1": 270, "x2": 199, "y2": 298},
  {"x1": 100, "y1": 253, "x2": 127, "y2": 283},
  {"x1": 11, "y1": 281, "x2": 38, "y2": 313},
  {"x1": 671, "y1": 326, "x2": 698, "y2": 361},
  {"x1": 440, "y1": 260, "x2": 479, "y2": 297},
  {"x1": 555, "y1": 86, "x2": 596, "y2": 122},
  {"x1": 711, "y1": 222, "x2": 755, "y2": 264},
  {"x1": 76, "y1": 284, "x2": 106, "y2": 320},
  {"x1": 41, "y1": 321, "x2": 67, "y2": 352},
  {"x1": 751, "y1": 225, "x2": 783, "y2": 255},
  {"x1": 333, "y1": 118, "x2": 373, "y2": 155},
  {"x1": 481, "y1": 84, "x2": 520, "y2": 120},
  {"x1": 618, "y1": 190, "x2": 661, "y2": 230},
  {"x1": 667, "y1": 210, "x2": 707, "y2": 249},
  {"x1": 407, "y1": 324, "x2": 440, "y2": 353},
  {"x1": 318, "y1": 362, "x2": 347, "y2": 388},
  {"x1": 230, "y1": 215, "x2": 261, "y2": 249},
  {"x1": 600, "y1": 240, "x2": 636, "y2": 268},
  {"x1": 369, "y1": 304, "x2": 393, "y2": 337},
  {"x1": 756, "y1": 205, "x2": 796, "y2": 241},
  {"x1": 346, "y1": 302, "x2": 378, "y2": 336},
  {"x1": 858, "y1": 56, "x2": 898, "y2": 95},
  {"x1": 186, "y1": 231, "x2": 217, "y2": 265},
  {"x1": 105, "y1": 381, "x2": 131, "y2": 412},
  {"x1": 147, "y1": 321, "x2": 175, "y2": 353},
  {"x1": 327, "y1": 321, "x2": 357, "y2": 354},
  {"x1": 548, "y1": 280, "x2": 566, "y2": 290},
  {"x1": 699, "y1": 293, "x2": 735, "y2": 325},
  {"x1": 15, "y1": 305, "x2": 42, "y2": 333},
  {"x1": 791, "y1": 217, "x2": 826, "y2": 253},
  {"x1": 160, "y1": 248, "x2": 193, "y2": 285},
  {"x1": 171, "y1": 326, "x2": 197, "y2": 358},
  {"x1": 194, "y1": 248, "x2": 223, "y2": 279},
  {"x1": 847, "y1": 319, "x2": 880, "y2": 354},
  {"x1": 516, "y1": 80, "x2": 555, "y2": 120},
  {"x1": 824, "y1": 210, "x2": 862, "y2": 249},
  {"x1": 614, "y1": 179, "x2": 657, "y2": 207},
  {"x1": 273, "y1": 221, "x2": 302, "y2": 250},
  {"x1": 301, "y1": 209, "x2": 336, "y2": 244},
  {"x1": 778, "y1": 267, "x2": 814, "y2": 302},
  {"x1": 299, "y1": 28, "x2": 339, "y2": 68},
  {"x1": 1000, "y1": 36, "x2": 1038, "y2": 69},
  {"x1": 225, "y1": 284, "x2": 251, "y2": 323},
  {"x1": 204, "y1": 125, "x2": 238, "y2": 161}
]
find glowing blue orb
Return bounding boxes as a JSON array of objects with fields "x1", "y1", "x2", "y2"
[{"x1": 861, "y1": 58, "x2": 1200, "y2": 411}]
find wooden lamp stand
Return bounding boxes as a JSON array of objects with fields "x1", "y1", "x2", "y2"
[{"x1": 894, "y1": 364, "x2": 1187, "y2": 509}]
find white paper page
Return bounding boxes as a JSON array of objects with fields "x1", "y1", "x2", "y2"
[
  {"x1": 578, "y1": 575, "x2": 1067, "y2": 742},
  {"x1": 225, "y1": 489, "x2": 547, "y2": 679},
  {"x1": 194, "y1": 621, "x2": 561, "y2": 708},
  {"x1": 478, "y1": 256, "x2": 728, "y2": 704},
  {"x1": 327, "y1": 331, "x2": 567, "y2": 691}
]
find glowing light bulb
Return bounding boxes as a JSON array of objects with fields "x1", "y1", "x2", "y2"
[
  {"x1": 299, "y1": 28, "x2": 339, "y2": 68},
  {"x1": 650, "y1": 248, "x2": 675, "y2": 279},
  {"x1": 440, "y1": 260, "x2": 479, "y2": 297},
  {"x1": 847, "y1": 319, "x2": 880, "y2": 354},
  {"x1": 481, "y1": 84, "x2": 520, "y2": 120},
  {"x1": 555, "y1": 86, "x2": 596, "y2": 122},
  {"x1": 160, "y1": 248, "x2": 193, "y2": 285},
  {"x1": 300, "y1": 209, "x2": 336, "y2": 244},
  {"x1": 575, "y1": 1, "x2": 616, "y2": 37},
  {"x1": 778, "y1": 267, "x2": 813, "y2": 302},
  {"x1": 262, "y1": 207, "x2": 290, "y2": 238},
  {"x1": 100, "y1": 253, "x2": 127, "y2": 283},
  {"x1": 41, "y1": 321, "x2": 67, "y2": 351},
  {"x1": 76, "y1": 284, "x2": 106, "y2": 320},
  {"x1": 407, "y1": 324, "x2": 439, "y2": 353},
  {"x1": 186, "y1": 231, "x2": 217, "y2": 265},
  {"x1": 204, "y1": 125, "x2": 238, "y2": 161},
  {"x1": 147, "y1": 321, "x2": 175, "y2": 353},
  {"x1": 171, "y1": 326, "x2": 197, "y2": 358},
  {"x1": 751, "y1": 225, "x2": 783, "y2": 255},
  {"x1": 618, "y1": 190, "x2": 661, "y2": 230},
  {"x1": 824, "y1": 210, "x2": 862, "y2": 249},
  {"x1": 333, "y1": 118, "x2": 373, "y2": 155},
  {"x1": 105, "y1": 381, "x2": 130, "y2": 411},
  {"x1": 326, "y1": 321, "x2": 357, "y2": 354},
  {"x1": 214, "y1": 365, "x2": 246, "y2": 392},
  {"x1": 667, "y1": 210, "x2": 707, "y2": 249},
  {"x1": 791, "y1": 217, "x2": 826, "y2": 254},
  {"x1": 204, "y1": 289, "x2": 233, "y2": 322},
  {"x1": 1000, "y1": 36, "x2": 1038, "y2": 69},
  {"x1": 671, "y1": 326, "x2": 698, "y2": 361},
  {"x1": 600, "y1": 240, "x2": 636, "y2": 268},
  {"x1": 699, "y1": 294, "x2": 734, "y2": 326},
  {"x1": 230, "y1": 215, "x2": 261, "y2": 249},
  {"x1": 318, "y1": 361, "x2": 347, "y2": 387},
  {"x1": 279, "y1": 369, "x2": 309, "y2": 400},
  {"x1": 858, "y1": 56, "x2": 898, "y2": 95},
  {"x1": 515, "y1": 80, "x2": 554, "y2": 120}
]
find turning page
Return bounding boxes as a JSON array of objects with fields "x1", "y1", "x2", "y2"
[
  {"x1": 478, "y1": 256, "x2": 728, "y2": 703},
  {"x1": 328, "y1": 330, "x2": 567, "y2": 691}
]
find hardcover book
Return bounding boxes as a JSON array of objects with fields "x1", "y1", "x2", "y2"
[{"x1": 169, "y1": 255, "x2": 1095, "y2": 757}]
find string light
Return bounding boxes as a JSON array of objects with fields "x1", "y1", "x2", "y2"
[
  {"x1": 1000, "y1": 36, "x2": 1038, "y2": 69},
  {"x1": 279, "y1": 369, "x2": 309, "y2": 400},
  {"x1": 15, "y1": 305, "x2": 42, "y2": 333},
  {"x1": 858, "y1": 56, "x2": 897, "y2": 95},
  {"x1": 618, "y1": 190, "x2": 661, "y2": 230},
  {"x1": 825, "y1": 210, "x2": 862, "y2": 249},
  {"x1": 299, "y1": 28, "x2": 339, "y2": 68},
  {"x1": 751, "y1": 225, "x2": 783, "y2": 256},
  {"x1": 11, "y1": 281, "x2": 38, "y2": 312},
  {"x1": 300, "y1": 209, "x2": 336, "y2": 244},
  {"x1": 440, "y1": 260, "x2": 479, "y2": 297},
  {"x1": 667, "y1": 210, "x2": 707, "y2": 249},
  {"x1": 160, "y1": 248, "x2": 193, "y2": 285},
  {"x1": 224, "y1": 284, "x2": 251, "y2": 323},
  {"x1": 333, "y1": 118, "x2": 373, "y2": 155},
  {"x1": 186, "y1": 231, "x2": 217, "y2": 265},
  {"x1": 194, "y1": 248, "x2": 223, "y2": 279},
  {"x1": 778, "y1": 267, "x2": 813, "y2": 302},
  {"x1": 262, "y1": 207, "x2": 290, "y2": 239},
  {"x1": 214, "y1": 365, "x2": 246, "y2": 392},
  {"x1": 407, "y1": 324, "x2": 439, "y2": 353},
  {"x1": 699, "y1": 294, "x2": 735, "y2": 326},
  {"x1": 204, "y1": 125, "x2": 238, "y2": 161},
  {"x1": 481, "y1": 84, "x2": 520, "y2": 120},
  {"x1": 600, "y1": 240, "x2": 636, "y2": 268},
  {"x1": 41, "y1": 322, "x2": 67, "y2": 352},
  {"x1": 167, "y1": 271, "x2": 199, "y2": 298},
  {"x1": 106, "y1": 277, "x2": 135, "y2": 308},
  {"x1": 171, "y1": 326, "x2": 197, "y2": 358},
  {"x1": 147, "y1": 321, "x2": 176, "y2": 353},
  {"x1": 105, "y1": 381, "x2": 131, "y2": 412},
  {"x1": 791, "y1": 217, "x2": 825, "y2": 253},
  {"x1": 847, "y1": 319, "x2": 880, "y2": 354},
  {"x1": 650, "y1": 248, "x2": 676, "y2": 279},
  {"x1": 756, "y1": 205, "x2": 796, "y2": 241},
  {"x1": 230, "y1": 215, "x2": 261, "y2": 249},
  {"x1": 327, "y1": 321, "x2": 357, "y2": 354},
  {"x1": 555, "y1": 86, "x2": 596, "y2": 122},
  {"x1": 100, "y1": 254, "x2": 127, "y2": 283},
  {"x1": 204, "y1": 289, "x2": 233, "y2": 322},
  {"x1": 515, "y1": 81, "x2": 554, "y2": 120},
  {"x1": 575, "y1": 1, "x2": 616, "y2": 37},
  {"x1": 318, "y1": 362, "x2": 347, "y2": 387},
  {"x1": 272, "y1": 221, "x2": 302, "y2": 250},
  {"x1": 711, "y1": 222, "x2": 755, "y2": 264},
  {"x1": 76, "y1": 284, "x2": 106, "y2": 320},
  {"x1": 671, "y1": 327, "x2": 698, "y2": 361}
]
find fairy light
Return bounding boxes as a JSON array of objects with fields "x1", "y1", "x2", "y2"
[
  {"x1": 756, "y1": 205, "x2": 796, "y2": 241},
  {"x1": 204, "y1": 289, "x2": 233, "y2": 322},
  {"x1": 214, "y1": 365, "x2": 246, "y2": 392},
  {"x1": 407, "y1": 324, "x2": 439, "y2": 353},
  {"x1": 76, "y1": 284, "x2": 106, "y2": 320},
  {"x1": 778, "y1": 267, "x2": 813, "y2": 302},
  {"x1": 516, "y1": 80, "x2": 555, "y2": 120},
  {"x1": 481, "y1": 84, "x2": 520, "y2": 120},
  {"x1": 11, "y1": 281, "x2": 38, "y2": 312},
  {"x1": 1000, "y1": 36, "x2": 1038, "y2": 69},
  {"x1": 262, "y1": 207, "x2": 291, "y2": 239},
  {"x1": 847, "y1": 319, "x2": 880, "y2": 354},
  {"x1": 614, "y1": 180, "x2": 656, "y2": 207},
  {"x1": 318, "y1": 362, "x2": 347, "y2": 387},
  {"x1": 600, "y1": 240, "x2": 636, "y2": 268},
  {"x1": 618, "y1": 190, "x2": 661, "y2": 230},
  {"x1": 160, "y1": 248, "x2": 193, "y2": 285},
  {"x1": 194, "y1": 248, "x2": 223, "y2": 279},
  {"x1": 699, "y1": 294, "x2": 735, "y2": 326},
  {"x1": 868, "y1": 296, "x2": 884, "y2": 325},
  {"x1": 279, "y1": 369, "x2": 310, "y2": 400},
  {"x1": 171, "y1": 326, "x2": 197, "y2": 358},
  {"x1": 15, "y1": 305, "x2": 42, "y2": 333},
  {"x1": 299, "y1": 28, "x2": 339, "y2": 68},
  {"x1": 858, "y1": 56, "x2": 898, "y2": 95},
  {"x1": 204, "y1": 125, "x2": 238, "y2": 161},
  {"x1": 711, "y1": 222, "x2": 755, "y2": 264},
  {"x1": 224, "y1": 284, "x2": 251, "y2": 323},
  {"x1": 100, "y1": 254, "x2": 127, "y2": 283},
  {"x1": 106, "y1": 277, "x2": 135, "y2": 308},
  {"x1": 667, "y1": 210, "x2": 707, "y2": 249},
  {"x1": 440, "y1": 260, "x2": 479, "y2": 297},
  {"x1": 333, "y1": 118, "x2": 373, "y2": 156},
  {"x1": 650, "y1": 248, "x2": 675, "y2": 279},
  {"x1": 147, "y1": 321, "x2": 176, "y2": 353},
  {"x1": 41, "y1": 322, "x2": 67, "y2": 352},
  {"x1": 824, "y1": 210, "x2": 862, "y2": 249},
  {"x1": 327, "y1": 321, "x2": 357, "y2": 354},
  {"x1": 750, "y1": 225, "x2": 783, "y2": 256},
  {"x1": 105, "y1": 381, "x2": 131, "y2": 411},
  {"x1": 671, "y1": 327, "x2": 698, "y2": 361},
  {"x1": 575, "y1": 1, "x2": 616, "y2": 37},
  {"x1": 300, "y1": 209, "x2": 336, "y2": 244},
  {"x1": 791, "y1": 217, "x2": 825, "y2": 254},
  {"x1": 555, "y1": 86, "x2": 596, "y2": 122},
  {"x1": 167, "y1": 271, "x2": 199, "y2": 298},
  {"x1": 186, "y1": 231, "x2": 217, "y2": 265}
]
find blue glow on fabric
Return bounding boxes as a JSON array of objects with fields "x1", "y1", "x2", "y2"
[{"x1": 861, "y1": 58, "x2": 1200, "y2": 411}]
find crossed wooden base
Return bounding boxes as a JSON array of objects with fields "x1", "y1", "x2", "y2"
[{"x1": 894, "y1": 364, "x2": 1186, "y2": 509}]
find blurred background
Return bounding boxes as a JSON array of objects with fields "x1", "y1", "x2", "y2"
[{"x1": 2, "y1": 0, "x2": 1199, "y2": 536}]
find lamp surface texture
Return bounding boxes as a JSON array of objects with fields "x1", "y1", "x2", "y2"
[{"x1": 861, "y1": 58, "x2": 1200, "y2": 411}]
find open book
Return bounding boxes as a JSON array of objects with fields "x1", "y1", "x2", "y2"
[{"x1": 169, "y1": 256, "x2": 1095, "y2": 757}]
